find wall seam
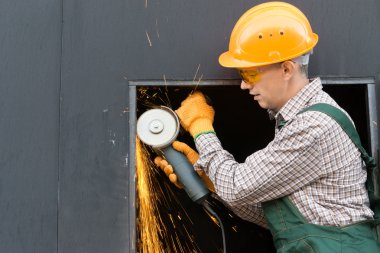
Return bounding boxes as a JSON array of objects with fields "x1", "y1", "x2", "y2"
[{"x1": 57, "y1": 0, "x2": 64, "y2": 252}]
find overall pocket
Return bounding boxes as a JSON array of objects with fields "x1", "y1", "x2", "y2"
[{"x1": 277, "y1": 236, "x2": 341, "y2": 253}]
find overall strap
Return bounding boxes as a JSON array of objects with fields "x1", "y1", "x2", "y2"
[{"x1": 299, "y1": 103, "x2": 380, "y2": 221}]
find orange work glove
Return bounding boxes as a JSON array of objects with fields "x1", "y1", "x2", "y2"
[
  {"x1": 175, "y1": 91, "x2": 215, "y2": 139},
  {"x1": 154, "y1": 141, "x2": 215, "y2": 192}
]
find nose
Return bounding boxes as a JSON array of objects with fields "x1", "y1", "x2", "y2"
[{"x1": 240, "y1": 80, "x2": 253, "y2": 90}]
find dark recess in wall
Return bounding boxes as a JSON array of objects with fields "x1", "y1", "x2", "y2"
[{"x1": 135, "y1": 81, "x2": 370, "y2": 252}]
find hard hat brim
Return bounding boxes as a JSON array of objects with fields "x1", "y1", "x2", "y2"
[{"x1": 219, "y1": 51, "x2": 261, "y2": 68}]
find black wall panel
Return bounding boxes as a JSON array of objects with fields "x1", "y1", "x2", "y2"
[
  {"x1": 59, "y1": 1, "x2": 129, "y2": 252},
  {"x1": 0, "y1": 1, "x2": 61, "y2": 252},
  {"x1": 125, "y1": 0, "x2": 380, "y2": 80}
]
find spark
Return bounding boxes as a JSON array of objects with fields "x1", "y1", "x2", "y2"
[
  {"x1": 136, "y1": 137, "x2": 203, "y2": 252},
  {"x1": 162, "y1": 75, "x2": 171, "y2": 108},
  {"x1": 169, "y1": 213, "x2": 176, "y2": 229},
  {"x1": 191, "y1": 74, "x2": 203, "y2": 95},
  {"x1": 137, "y1": 87, "x2": 160, "y2": 108},
  {"x1": 146, "y1": 31, "x2": 152, "y2": 47},
  {"x1": 136, "y1": 138, "x2": 164, "y2": 252},
  {"x1": 193, "y1": 64, "x2": 201, "y2": 81},
  {"x1": 136, "y1": 86, "x2": 223, "y2": 253},
  {"x1": 156, "y1": 19, "x2": 160, "y2": 39},
  {"x1": 206, "y1": 212, "x2": 219, "y2": 228},
  {"x1": 125, "y1": 154, "x2": 128, "y2": 167},
  {"x1": 137, "y1": 86, "x2": 170, "y2": 109}
]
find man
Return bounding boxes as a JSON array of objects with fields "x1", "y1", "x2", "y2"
[{"x1": 155, "y1": 2, "x2": 380, "y2": 252}]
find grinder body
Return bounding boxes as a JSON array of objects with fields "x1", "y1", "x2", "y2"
[
  {"x1": 137, "y1": 106, "x2": 210, "y2": 203},
  {"x1": 161, "y1": 145, "x2": 209, "y2": 203}
]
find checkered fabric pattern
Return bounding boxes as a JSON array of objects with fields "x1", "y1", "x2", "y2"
[{"x1": 194, "y1": 78, "x2": 374, "y2": 228}]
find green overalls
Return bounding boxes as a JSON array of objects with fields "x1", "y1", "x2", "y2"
[{"x1": 262, "y1": 103, "x2": 380, "y2": 253}]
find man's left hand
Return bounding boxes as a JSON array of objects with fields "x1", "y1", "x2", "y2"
[{"x1": 175, "y1": 91, "x2": 215, "y2": 138}]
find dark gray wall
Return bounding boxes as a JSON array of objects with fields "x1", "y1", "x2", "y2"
[
  {"x1": 126, "y1": 0, "x2": 380, "y2": 80},
  {"x1": 58, "y1": 0, "x2": 129, "y2": 252},
  {"x1": 0, "y1": 1, "x2": 61, "y2": 252},
  {"x1": 0, "y1": 0, "x2": 379, "y2": 252}
]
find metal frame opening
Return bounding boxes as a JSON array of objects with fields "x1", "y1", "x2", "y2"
[{"x1": 128, "y1": 77, "x2": 378, "y2": 252}]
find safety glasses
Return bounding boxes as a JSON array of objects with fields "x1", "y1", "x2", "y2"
[{"x1": 238, "y1": 68, "x2": 263, "y2": 85}]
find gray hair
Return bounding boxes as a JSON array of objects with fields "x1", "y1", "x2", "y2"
[
  {"x1": 292, "y1": 50, "x2": 312, "y2": 78},
  {"x1": 299, "y1": 64, "x2": 309, "y2": 78}
]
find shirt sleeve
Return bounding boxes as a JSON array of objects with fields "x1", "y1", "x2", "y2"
[
  {"x1": 194, "y1": 115, "x2": 326, "y2": 208},
  {"x1": 212, "y1": 193, "x2": 267, "y2": 228}
]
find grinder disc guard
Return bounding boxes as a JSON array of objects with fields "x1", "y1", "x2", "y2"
[{"x1": 136, "y1": 106, "x2": 180, "y2": 148}]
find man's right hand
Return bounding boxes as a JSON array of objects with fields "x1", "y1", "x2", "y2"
[{"x1": 154, "y1": 141, "x2": 215, "y2": 192}]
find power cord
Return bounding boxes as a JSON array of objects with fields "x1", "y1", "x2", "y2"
[{"x1": 202, "y1": 201, "x2": 227, "y2": 253}]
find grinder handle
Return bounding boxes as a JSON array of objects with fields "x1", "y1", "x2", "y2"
[{"x1": 162, "y1": 145, "x2": 210, "y2": 203}]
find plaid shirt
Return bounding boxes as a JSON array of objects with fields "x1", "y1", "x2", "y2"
[{"x1": 194, "y1": 78, "x2": 374, "y2": 228}]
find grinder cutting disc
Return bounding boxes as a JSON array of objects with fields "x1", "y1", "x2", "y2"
[{"x1": 136, "y1": 106, "x2": 180, "y2": 148}]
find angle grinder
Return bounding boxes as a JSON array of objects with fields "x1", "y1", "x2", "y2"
[{"x1": 136, "y1": 106, "x2": 210, "y2": 204}]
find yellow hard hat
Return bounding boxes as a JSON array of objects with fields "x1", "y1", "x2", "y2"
[{"x1": 219, "y1": 2, "x2": 318, "y2": 68}]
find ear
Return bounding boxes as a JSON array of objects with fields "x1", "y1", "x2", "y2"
[{"x1": 281, "y1": 61, "x2": 296, "y2": 80}]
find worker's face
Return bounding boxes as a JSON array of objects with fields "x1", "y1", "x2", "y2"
[{"x1": 239, "y1": 63, "x2": 289, "y2": 112}]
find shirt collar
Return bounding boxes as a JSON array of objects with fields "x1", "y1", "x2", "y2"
[{"x1": 268, "y1": 77, "x2": 322, "y2": 121}]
